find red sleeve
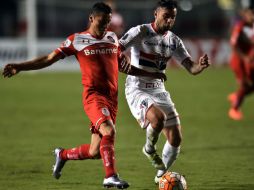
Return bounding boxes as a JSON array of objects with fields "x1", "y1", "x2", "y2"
[
  {"x1": 54, "y1": 34, "x2": 77, "y2": 58},
  {"x1": 230, "y1": 21, "x2": 243, "y2": 47}
]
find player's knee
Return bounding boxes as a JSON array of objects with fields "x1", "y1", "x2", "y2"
[
  {"x1": 99, "y1": 121, "x2": 116, "y2": 137},
  {"x1": 101, "y1": 126, "x2": 116, "y2": 137},
  {"x1": 90, "y1": 151, "x2": 101, "y2": 159},
  {"x1": 89, "y1": 149, "x2": 101, "y2": 159}
]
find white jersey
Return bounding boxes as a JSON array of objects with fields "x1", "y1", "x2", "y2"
[{"x1": 119, "y1": 23, "x2": 190, "y2": 90}]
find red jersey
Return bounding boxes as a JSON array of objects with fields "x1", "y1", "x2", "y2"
[
  {"x1": 55, "y1": 31, "x2": 120, "y2": 99},
  {"x1": 230, "y1": 20, "x2": 254, "y2": 54},
  {"x1": 230, "y1": 20, "x2": 254, "y2": 80}
]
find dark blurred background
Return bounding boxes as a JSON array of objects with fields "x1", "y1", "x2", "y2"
[{"x1": 0, "y1": 0, "x2": 249, "y2": 69}]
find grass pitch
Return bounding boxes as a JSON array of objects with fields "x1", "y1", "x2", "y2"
[{"x1": 0, "y1": 67, "x2": 254, "y2": 190}]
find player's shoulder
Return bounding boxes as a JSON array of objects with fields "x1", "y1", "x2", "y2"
[
  {"x1": 105, "y1": 30, "x2": 118, "y2": 38},
  {"x1": 65, "y1": 31, "x2": 85, "y2": 41},
  {"x1": 168, "y1": 31, "x2": 183, "y2": 43},
  {"x1": 105, "y1": 30, "x2": 119, "y2": 44},
  {"x1": 128, "y1": 23, "x2": 150, "y2": 34},
  {"x1": 138, "y1": 23, "x2": 151, "y2": 33}
]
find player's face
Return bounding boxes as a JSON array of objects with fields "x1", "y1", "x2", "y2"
[
  {"x1": 90, "y1": 13, "x2": 112, "y2": 35},
  {"x1": 243, "y1": 9, "x2": 254, "y2": 24},
  {"x1": 154, "y1": 7, "x2": 177, "y2": 32}
]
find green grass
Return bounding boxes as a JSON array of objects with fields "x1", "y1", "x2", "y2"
[{"x1": 0, "y1": 67, "x2": 254, "y2": 190}]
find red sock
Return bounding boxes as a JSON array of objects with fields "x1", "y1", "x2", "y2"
[
  {"x1": 100, "y1": 135, "x2": 116, "y2": 178},
  {"x1": 60, "y1": 144, "x2": 92, "y2": 160}
]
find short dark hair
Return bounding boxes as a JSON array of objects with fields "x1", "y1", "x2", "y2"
[
  {"x1": 91, "y1": 2, "x2": 112, "y2": 15},
  {"x1": 156, "y1": 0, "x2": 178, "y2": 9}
]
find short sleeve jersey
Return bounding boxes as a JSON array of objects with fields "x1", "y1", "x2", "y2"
[
  {"x1": 119, "y1": 23, "x2": 190, "y2": 89},
  {"x1": 55, "y1": 31, "x2": 119, "y2": 98},
  {"x1": 230, "y1": 20, "x2": 254, "y2": 54}
]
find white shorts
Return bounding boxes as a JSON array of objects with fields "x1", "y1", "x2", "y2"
[{"x1": 125, "y1": 87, "x2": 180, "y2": 129}]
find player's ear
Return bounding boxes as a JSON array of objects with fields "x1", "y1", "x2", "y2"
[
  {"x1": 154, "y1": 10, "x2": 157, "y2": 19},
  {"x1": 89, "y1": 14, "x2": 93, "y2": 23}
]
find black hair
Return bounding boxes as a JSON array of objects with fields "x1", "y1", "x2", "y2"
[
  {"x1": 156, "y1": 0, "x2": 178, "y2": 9},
  {"x1": 91, "y1": 2, "x2": 112, "y2": 15}
]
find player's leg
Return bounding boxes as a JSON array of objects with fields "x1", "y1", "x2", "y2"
[
  {"x1": 125, "y1": 88, "x2": 165, "y2": 170},
  {"x1": 99, "y1": 120, "x2": 129, "y2": 189},
  {"x1": 155, "y1": 125, "x2": 182, "y2": 184},
  {"x1": 154, "y1": 103, "x2": 181, "y2": 184},
  {"x1": 229, "y1": 80, "x2": 253, "y2": 120},
  {"x1": 52, "y1": 133, "x2": 101, "y2": 179},
  {"x1": 235, "y1": 68, "x2": 254, "y2": 109},
  {"x1": 60, "y1": 133, "x2": 101, "y2": 160},
  {"x1": 228, "y1": 56, "x2": 245, "y2": 120},
  {"x1": 143, "y1": 105, "x2": 166, "y2": 170},
  {"x1": 82, "y1": 94, "x2": 129, "y2": 188}
]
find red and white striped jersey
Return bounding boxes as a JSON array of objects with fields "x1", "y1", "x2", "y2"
[
  {"x1": 119, "y1": 23, "x2": 190, "y2": 89},
  {"x1": 54, "y1": 30, "x2": 120, "y2": 98}
]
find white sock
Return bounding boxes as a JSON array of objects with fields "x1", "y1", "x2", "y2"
[
  {"x1": 145, "y1": 124, "x2": 160, "y2": 153},
  {"x1": 157, "y1": 141, "x2": 180, "y2": 177}
]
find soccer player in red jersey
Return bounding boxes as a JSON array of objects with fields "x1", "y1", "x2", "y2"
[
  {"x1": 2, "y1": 2, "x2": 166, "y2": 189},
  {"x1": 228, "y1": 4, "x2": 254, "y2": 120}
]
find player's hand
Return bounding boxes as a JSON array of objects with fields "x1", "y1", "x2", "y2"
[
  {"x1": 2, "y1": 64, "x2": 20, "y2": 78},
  {"x1": 118, "y1": 54, "x2": 131, "y2": 74},
  {"x1": 198, "y1": 54, "x2": 210, "y2": 70},
  {"x1": 154, "y1": 72, "x2": 167, "y2": 82}
]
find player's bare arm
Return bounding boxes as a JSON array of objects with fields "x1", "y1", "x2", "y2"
[
  {"x1": 181, "y1": 54, "x2": 210, "y2": 75},
  {"x1": 118, "y1": 53, "x2": 131, "y2": 73},
  {"x1": 2, "y1": 51, "x2": 63, "y2": 78},
  {"x1": 118, "y1": 53, "x2": 167, "y2": 81}
]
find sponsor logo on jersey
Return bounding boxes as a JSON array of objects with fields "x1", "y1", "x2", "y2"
[
  {"x1": 144, "y1": 39, "x2": 177, "y2": 51},
  {"x1": 145, "y1": 82, "x2": 162, "y2": 88},
  {"x1": 144, "y1": 40, "x2": 172, "y2": 49},
  {"x1": 84, "y1": 48, "x2": 118, "y2": 56}
]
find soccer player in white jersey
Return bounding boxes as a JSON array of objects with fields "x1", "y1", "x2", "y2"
[{"x1": 119, "y1": 0, "x2": 210, "y2": 184}]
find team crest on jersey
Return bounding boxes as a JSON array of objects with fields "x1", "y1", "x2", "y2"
[
  {"x1": 155, "y1": 55, "x2": 168, "y2": 70},
  {"x1": 62, "y1": 39, "x2": 71, "y2": 47},
  {"x1": 102, "y1": 108, "x2": 110, "y2": 116},
  {"x1": 107, "y1": 36, "x2": 115, "y2": 43}
]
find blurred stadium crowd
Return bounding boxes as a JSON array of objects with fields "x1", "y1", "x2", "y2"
[{"x1": 0, "y1": 0, "x2": 250, "y2": 69}]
